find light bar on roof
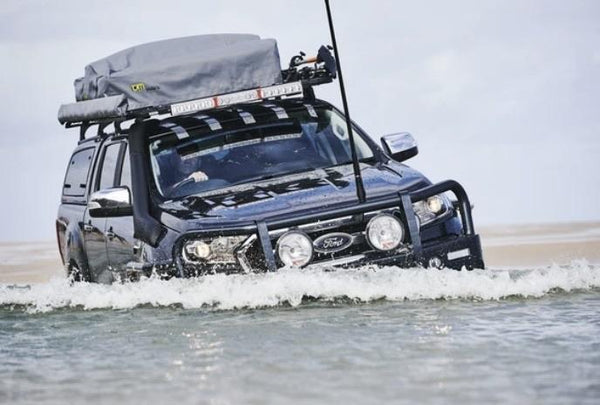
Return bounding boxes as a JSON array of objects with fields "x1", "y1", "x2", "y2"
[{"x1": 170, "y1": 81, "x2": 303, "y2": 116}]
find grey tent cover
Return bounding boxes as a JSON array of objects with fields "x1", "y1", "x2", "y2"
[{"x1": 73, "y1": 34, "x2": 282, "y2": 112}]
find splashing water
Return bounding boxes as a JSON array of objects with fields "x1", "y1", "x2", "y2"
[
  {"x1": 2, "y1": 260, "x2": 600, "y2": 405},
  {"x1": 1, "y1": 261, "x2": 598, "y2": 313}
]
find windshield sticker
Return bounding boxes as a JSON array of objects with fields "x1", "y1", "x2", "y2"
[
  {"x1": 161, "y1": 122, "x2": 189, "y2": 139},
  {"x1": 263, "y1": 133, "x2": 302, "y2": 143},
  {"x1": 181, "y1": 131, "x2": 302, "y2": 161},
  {"x1": 181, "y1": 146, "x2": 222, "y2": 160},
  {"x1": 227, "y1": 138, "x2": 261, "y2": 149},
  {"x1": 304, "y1": 104, "x2": 318, "y2": 118}
]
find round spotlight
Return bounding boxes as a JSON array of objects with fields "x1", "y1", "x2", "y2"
[
  {"x1": 366, "y1": 214, "x2": 404, "y2": 251},
  {"x1": 277, "y1": 231, "x2": 313, "y2": 267}
]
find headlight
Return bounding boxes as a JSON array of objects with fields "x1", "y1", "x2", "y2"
[
  {"x1": 427, "y1": 195, "x2": 444, "y2": 214},
  {"x1": 183, "y1": 236, "x2": 247, "y2": 263},
  {"x1": 277, "y1": 231, "x2": 313, "y2": 267},
  {"x1": 413, "y1": 194, "x2": 449, "y2": 227},
  {"x1": 366, "y1": 214, "x2": 404, "y2": 251},
  {"x1": 185, "y1": 241, "x2": 211, "y2": 260}
]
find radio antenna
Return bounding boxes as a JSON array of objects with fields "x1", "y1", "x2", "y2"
[{"x1": 324, "y1": 0, "x2": 366, "y2": 203}]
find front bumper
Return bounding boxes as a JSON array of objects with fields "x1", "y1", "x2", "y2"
[
  {"x1": 174, "y1": 179, "x2": 485, "y2": 275},
  {"x1": 327, "y1": 233, "x2": 484, "y2": 270}
]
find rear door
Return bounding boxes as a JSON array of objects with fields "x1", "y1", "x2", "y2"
[{"x1": 58, "y1": 146, "x2": 96, "y2": 268}]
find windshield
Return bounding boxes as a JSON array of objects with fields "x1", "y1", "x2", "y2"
[{"x1": 149, "y1": 104, "x2": 375, "y2": 199}]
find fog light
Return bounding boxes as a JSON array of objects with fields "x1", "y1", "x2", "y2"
[
  {"x1": 428, "y1": 257, "x2": 443, "y2": 269},
  {"x1": 277, "y1": 231, "x2": 313, "y2": 267},
  {"x1": 366, "y1": 214, "x2": 404, "y2": 251}
]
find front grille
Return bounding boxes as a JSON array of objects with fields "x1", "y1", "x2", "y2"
[{"x1": 239, "y1": 209, "x2": 411, "y2": 271}]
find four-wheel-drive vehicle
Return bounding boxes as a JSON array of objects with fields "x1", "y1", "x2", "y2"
[{"x1": 56, "y1": 34, "x2": 484, "y2": 283}]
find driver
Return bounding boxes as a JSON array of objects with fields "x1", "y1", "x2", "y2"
[
  {"x1": 167, "y1": 153, "x2": 209, "y2": 194},
  {"x1": 178, "y1": 155, "x2": 208, "y2": 183}
]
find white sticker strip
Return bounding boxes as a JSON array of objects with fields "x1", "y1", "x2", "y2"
[
  {"x1": 161, "y1": 122, "x2": 189, "y2": 139},
  {"x1": 447, "y1": 248, "x2": 470, "y2": 261},
  {"x1": 203, "y1": 118, "x2": 222, "y2": 131},
  {"x1": 304, "y1": 104, "x2": 318, "y2": 118},
  {"x1": 238, "y1": 110, "x2": 256, "y2": 124},
  {"x1": 271, "y1": 106, "x2": 288, "y2": 119}
]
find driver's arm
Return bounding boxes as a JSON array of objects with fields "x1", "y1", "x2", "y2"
[
  {"x1": 187, "y1": 171, "x2": 208, "y2": 182},
  {"x1": 169, "y1": 171, "x2": 208, "y2": 193}
]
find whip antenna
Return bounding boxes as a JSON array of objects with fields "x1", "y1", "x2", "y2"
[{"x1": 324, "y1": 0, "x2": 366, "y2": 203}]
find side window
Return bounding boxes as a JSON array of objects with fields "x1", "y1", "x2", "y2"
[
  {"x1": 63, "y1": 148, "x2": 95, "y2": 197},
  {"x1": 97, "y1": 143, "x2": 123, "y2": 191},
  {"x1": 119, "y1": 145, "x2": 131, "y2": 189}
]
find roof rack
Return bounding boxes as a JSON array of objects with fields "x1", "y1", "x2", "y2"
[{"x1": 58, "y1": 42, "x2": 337, "y2": 140}]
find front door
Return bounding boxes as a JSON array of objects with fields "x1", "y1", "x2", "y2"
[
  {"x1": 82, "y1": 213, "x2": 107, "y2": 280},
  {"x1": 84, "y1": 141, "x2": 125, "y2": 283},
  {"x1": 106, "y1": 144, "x2": 136, "y2": 274}
]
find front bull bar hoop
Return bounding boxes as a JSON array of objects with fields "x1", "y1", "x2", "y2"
[
  {"x1": 175, "y1": 179, "x2": 476, "y2": 273},
  {"x1": 408, "y1": 180, "x2": 475, "y2": 236}
]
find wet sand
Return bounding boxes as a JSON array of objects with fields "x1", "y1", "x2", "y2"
[
  {"x1": 0, "y1": 241, "x2": 64, "y2": 284},
  {"x1": 1, "y1": 222, "x2": 599, "y2": 284},
  {"x1": 480, "y1": 221, "x2": 600, "y2": 267}
]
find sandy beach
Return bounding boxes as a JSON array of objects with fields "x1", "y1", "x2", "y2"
[
  {"x1": 480, "y1": 221, "x2": 600, "y2": 267},
  {"x1": 1, "y1": 222, "x2": 599, "y2": 284}
]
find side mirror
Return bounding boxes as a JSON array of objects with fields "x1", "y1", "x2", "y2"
[
  {"x1": 381, "y1": 132, "x2": 418, "y2": 162},
  {"x1": 88, "y1": 187, "x2": 133, "y2": 217}
]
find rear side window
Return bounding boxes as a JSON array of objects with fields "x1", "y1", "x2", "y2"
[
  {"x1": 97, "y1": 143, "x2": 123, "y2": 190},
  {"x1": 63, "y1": 148, "x2": 95, "y2": 197},
  {"x1": 119, "y1": 146, "x2": 131, "y2": 189}
]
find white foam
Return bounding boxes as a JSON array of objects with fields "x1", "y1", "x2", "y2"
[{"x1": 1, "y1": 261, "x2": 599, "y2": 313}]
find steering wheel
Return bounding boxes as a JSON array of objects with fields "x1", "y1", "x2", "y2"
[{"x1": 169, "y1": 178, "x2": 231, "y2": 198}]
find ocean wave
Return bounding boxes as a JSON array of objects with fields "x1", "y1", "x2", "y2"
[{"x1": 1, "y1": 261, "x2": 599, "y2": 313}]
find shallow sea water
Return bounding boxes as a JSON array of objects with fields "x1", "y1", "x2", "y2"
[{"x1": 1, "y1": 263, "x2": 599, "y2": 404}]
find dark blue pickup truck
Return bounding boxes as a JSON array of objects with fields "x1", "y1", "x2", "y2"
[{"x1": 56, "y1": 35, "x2": 484, "y2": 283}]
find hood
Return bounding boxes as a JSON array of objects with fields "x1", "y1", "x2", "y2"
[{"x1": 159, "y1": 163, "x2": 429, "y2": 230}]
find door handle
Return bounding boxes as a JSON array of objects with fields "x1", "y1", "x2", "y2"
[{"x1": 83, "y1": 224, "x2": 93, "y2": 232}]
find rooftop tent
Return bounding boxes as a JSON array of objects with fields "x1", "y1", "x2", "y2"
[{"x1": 59, "y1": 34, "x2": 282, "y2": 123}]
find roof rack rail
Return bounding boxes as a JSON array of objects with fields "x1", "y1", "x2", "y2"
[{"x1": 58, "y1": 39, "x2": 337, "y2": 138}]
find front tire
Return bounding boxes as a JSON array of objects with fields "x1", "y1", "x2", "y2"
[{"x1": 67, "y1": 261, "x2": 91, "y2": 282}]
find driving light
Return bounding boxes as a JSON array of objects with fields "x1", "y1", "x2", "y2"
[
  {"x1": 277, "y1": 231, "x2": 313, "y2": 267},
  {"x1": 366, "y1": 214, "x2": 404, "y2": 251},
  {"x1": 171, "y1": 81, "x2": 303, "y2": 116}
]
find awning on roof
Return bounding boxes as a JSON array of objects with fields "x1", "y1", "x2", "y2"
[{"x1": 59, "y1": 34, "x2": 282, "y2": 124}]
